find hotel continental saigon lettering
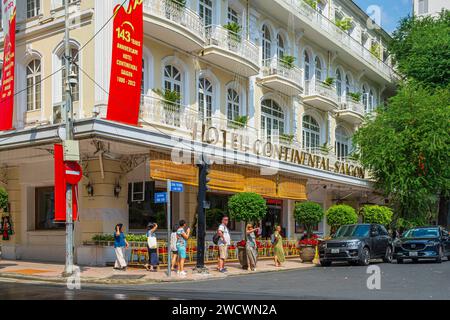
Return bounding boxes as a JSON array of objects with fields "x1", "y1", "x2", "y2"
[
  {"x1": 106, "y1": 0, "x2": 143, "y2": 126},
  {"x1": 193, "y1": 124, "x2": 365, "y2": 179}
]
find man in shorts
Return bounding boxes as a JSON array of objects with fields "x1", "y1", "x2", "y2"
[{"x1": 217, "y1": 216, "x2": 231, "y2": 273}]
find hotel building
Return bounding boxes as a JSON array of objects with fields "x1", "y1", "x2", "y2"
[{"x1": 0, "y1": 0, "x2": 398, "y2": 264}]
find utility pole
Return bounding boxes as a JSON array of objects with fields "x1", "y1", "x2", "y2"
[{"x1": 63, "y1": 0, "x2": 74, "y2": 277}]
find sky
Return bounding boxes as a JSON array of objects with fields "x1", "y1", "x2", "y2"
[{"x1": 354, "y1": 0, "x2": 413, "y2": 34}]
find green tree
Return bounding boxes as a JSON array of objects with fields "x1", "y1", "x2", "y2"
[
  {"x1": 360, "y1": 205, "x2": 393, "y2": 226},
  {"x1": 0, "y1": 188, "x2": 8, "y2": 212},
  {"x1": 294, "y1": 202, "x2": 324, "y2": 238},
  {"x1": 389, "y1": 11, "x2": 450, "y2": 88},
  {"x1": 228, "y1": 193, "x2": 267, "y2": 224},
  {"x1": 353, "y1": 84, "x2": 450, "y2": 225},
  {"x1": 326, "y1": 205, "x2": 358, "y2": 232}
]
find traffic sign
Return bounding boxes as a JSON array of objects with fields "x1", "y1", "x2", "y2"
[
  {"x1": 154, "y1": 192, "x2": 168, "y2": 204},
  {"x1": 170, "y1": 182, "x2": 184, "y2": 192}
]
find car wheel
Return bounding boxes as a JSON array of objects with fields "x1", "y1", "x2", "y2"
[
  {"x1": 397, "y1": 258, "x2": 404, "y2": 264},
  {"x1": 383, "y1": 246, "x2": 393, "y2": 263},
  {"x1": 359, "y1": 247, "x2": 371, "y2": 266},
  {"x1": 320, "y1": 260, "x2": 332, "y2": 267},
  {"x1": 436, "y1": 247, "x2": 443, "y2": 264}
]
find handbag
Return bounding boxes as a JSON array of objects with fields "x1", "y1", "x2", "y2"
[{"x1": 147, "y1": 233, "x2": 157, "y2": 249}]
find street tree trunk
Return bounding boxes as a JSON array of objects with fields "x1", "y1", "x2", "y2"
[{"x1": 438, "y1": 194, "x2": 449, "y2": 228}]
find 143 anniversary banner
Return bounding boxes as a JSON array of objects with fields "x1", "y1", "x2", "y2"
[{"x1": 106, "y1": 0, "x2": 143, "y2": 126}]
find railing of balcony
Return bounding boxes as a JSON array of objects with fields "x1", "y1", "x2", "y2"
[
  {"x1": 305, "y1": 80, "x2": 339, "y2": 102},
  {"x1": 280, "y1": 0, "x2": 396, "y2": 79},
  {"x1": 262, "y1": 58, "x2": 303, "y2": 84},
  {"x1": 144, "y1": 0, "x2": 205, "y2": 40},
  {"x1": 205, "y1": 25, "x2": 259, "y2": 64},
  {"x1": 339, "y1": 97, "x2": 365, "y2": 116}
]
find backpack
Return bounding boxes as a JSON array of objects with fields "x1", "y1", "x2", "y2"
[{"x1": 212, "y1": 232, "x2": 220, "y2": 245}]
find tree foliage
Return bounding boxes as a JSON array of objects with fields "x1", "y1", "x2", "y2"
[
  {"x1": 0, "y1": 188, "x2": 8, "y2": 211},
  {"x1": 390, "y1": 11, "x2": 450, "y2": 87},
  {"x1": 294, "y1": 202, "x2": 324, "y2": 238},
  {"x1": 360, "y1": 205, "x2": 393, "y2": 226},
  {"x1": 326, "y1": 205, "x2": 358, "y2": 231},
  {"x1": 228, "y1": 192, "x2": 267, "y2": 223},
  {"x1": 353, "y1": 84, "x2": 450, "y2": 220}
]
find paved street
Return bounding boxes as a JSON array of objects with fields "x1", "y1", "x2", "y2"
[{"x1": 0, "y1": 260, "x2": 449, "y2": 300}]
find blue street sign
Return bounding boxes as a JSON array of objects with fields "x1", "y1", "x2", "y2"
[
  {"x1": 170, "y1": 182, "x2": 184, "y2": 193},
  {"x1": 154, "y1": 192, "x2": 168, "y2": 204}
]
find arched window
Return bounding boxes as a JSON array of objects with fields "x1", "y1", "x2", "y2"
[
  {"x1": 198, "y1": 77, "x2": 213, "y2": 121},
  {"x1": 61, "y1": 47, "x2": 79, "y2": 102},
  {"x1": 199, "y1": 0, "x2": 213, "y2": 26},
  {"x1": 345, "y1": 75, "x2": 352, "y2": 96},
  {"x1": 261, "y1": 99, "x2": 284, "y2": 139},
  {"x1": 227, "y1": 88, "x2": 240, "y2": 123},
  {"x1": 304, "y1": 51, "x2": 311, "y2": 81},
  {"x1": 163, "y1": 65, "x2": 182, "y2": 102},
  {"x1": 369, "y1": 89, "x2": 375, "y2": 112},
  {"x1": 335, "y1": 126, "x2": 351, "y2": 160},
  {"x1": 336, "y1": 69, "x2": 343, "y2": 98},
  {"x1": 26, "y1": 59, "x2": 41, "y2": 111},
  {"x1": 362, "y1": 85, "x2": 368, "y2": 112},
  {"x1": 302, "y1": 115, "x2": 320, "y2": 151},
  {"x1": 227, "y1": 7, "x2": 239, "y2": 24},
  {"x1": 262, "y1": 25, "x2": 272, "y2": 64},
  {"x1": 277, "y1": 34, "x2": 285, "y2": 60},
  {"x1": 27, "y1": 0, "x2": 40, "y2": 19},
  {"x1": 315, "y1": 56, "x2": 323, "y2": 81}
]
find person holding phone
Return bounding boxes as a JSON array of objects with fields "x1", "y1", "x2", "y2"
[
  {"x1": 176, "y1": 220, "x2": 190, "y2": 277},
  {"x1": 113, "y1": 224, "x2": 129, "y2": 271}
]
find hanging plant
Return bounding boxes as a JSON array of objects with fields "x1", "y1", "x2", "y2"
[
  {"x1": 280, "y1": 55, "x2": 296, "y2": 69},
  {"x1": 0, "y1": 188, "x2": 8, "y2": 212},
  {"x1": 348, "y1": 92, "x2": 362, "y2": 102},
  {"x1": 223, "y1": 22, "x2": 242, "y2": 43},
  {"x1": 304, "y1": 0, "x2": 318, "y2": 10},
  {"x1": 370, "y1": 43, "x2": 382, "y2": 59}
]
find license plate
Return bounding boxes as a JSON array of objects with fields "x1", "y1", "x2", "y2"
[
  {"x1": 409, "y1": 252, "x2": 418, "y2": 257},
  {"x1": 331, "y1": 249, "x2": 340, "y2": 254}
]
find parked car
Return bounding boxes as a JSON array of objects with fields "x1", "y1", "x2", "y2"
[
  {"x1": 319, "y1": 224, "x2": 393, "y2": 267},
  {"x1": 393, "y1": 226, "x2": 450, "y2": 263}
]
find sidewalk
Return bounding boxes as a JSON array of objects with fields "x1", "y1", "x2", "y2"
[{"x1": 0, "y1": 258, "x2": 316, "y2": 285}]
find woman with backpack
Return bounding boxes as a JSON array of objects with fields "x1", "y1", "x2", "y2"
[{"x1": 273, "y1": 225, "x2": 285, "y2": 267}]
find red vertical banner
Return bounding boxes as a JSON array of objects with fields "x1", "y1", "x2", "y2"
[
  {"x1": 106, "y1": 0, "x2": 143, "y2": 126},
  {"x1": 54, "y1": 144, "x2": 80, "y2": 222},
  {"x1": 0, "y1": 0, "x2": 17, "y2": 131}
]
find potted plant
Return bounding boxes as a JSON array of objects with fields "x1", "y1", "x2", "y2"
[
  {"x1": 228, "y1": 192, "x2": 268, "y2": 269},
  {"x1": 280, "y1": 55, "x2": 296, "y2": 69},
  {"x1": 348, "y1": 92, "x2": 362, "y2": 102},
  {"x1": 360, "y1": 205, "x2": 393, "y2": 226},
  {"x1": 229, "y1": 115, "x2": 248, "y2": 129},
  {"x1": 335, "y1": 17, "x2": 353, "y2": 32},
  {"x1": 304, "y1": 0, "x2": 318, "y2": 10},
  {"x1": 279, "y1": 133, "x2": 295, "y2": 144},
  {"x1": 318, "y1": 143, "x2": 333, "y2": 155},
  {"x1": 169, "y1": 0, "x2": 186, "y2": 8},
  {"x1": 223, "y1": 22, "x2": 242, "y2": 43},
  {"x1": 370, "y1": 43, "x2": 382, "y2": 59},
  {"x1": 323, "y1": 77, "x2": 335, "y2": 87},
  {"x1": 294, "y1": 202, "x2": 324, "y2": 263},
  {"x1": 326, "y1": 204, "x2": 358, "y2": 235},
  {"x1": 153, "y1": 88, "x2": 181, "y2": 110}
]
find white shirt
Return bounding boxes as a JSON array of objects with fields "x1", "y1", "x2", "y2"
[
  {"x1": 170, "y1": 232, "x2": 178, "y2": 252},
  {"x1": 218, "y1": 224, "x2": 231, "y2": 246}
]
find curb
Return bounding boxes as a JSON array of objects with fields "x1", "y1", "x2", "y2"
[{"x1": 0, "y1": 264, "x2": 317, "y2": 286}]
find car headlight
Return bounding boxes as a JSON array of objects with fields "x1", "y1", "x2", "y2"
[{"x1": 347, "y1": 240, "x2": 361, "y2": 248}]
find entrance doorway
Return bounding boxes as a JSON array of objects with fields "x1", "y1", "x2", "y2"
[{"x1": 262, "y1": 199, "x2": 283, "y2": 239}]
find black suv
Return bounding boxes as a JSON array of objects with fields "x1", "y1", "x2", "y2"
[
  {"x1": 319, "y1": 224, "x2": 393, "y2": 266},
  {"x1": 393, "y1": 226, "x2": 450, "y2": 263}
]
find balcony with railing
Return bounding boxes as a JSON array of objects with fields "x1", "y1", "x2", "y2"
[
  {"x1": 337, "y1": 97, "x2": 366, "y2": 124},
  {"x1": 202, "y1": 25, "x2": 260, "y2": 77},
  {"x1": 143, "y1": 0, "x2": 205, "y2": 52},
  {"x1": 303, "y1": 80, "x2": 339, "y2": 111},
  {"x1": 267, "y1": 0, "x2": 397, "y2": 83},
  {"x1": 258, "y1": 58, "x2": 304, "y2": 96}
]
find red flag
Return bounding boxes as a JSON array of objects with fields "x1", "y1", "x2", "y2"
[
  {"x1": 106, "y1": 0, "x2": 143, "y2": 126},
  {"x1": 0, "y1": 1, "x2": 17, "y2": 131}
]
